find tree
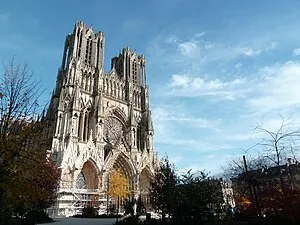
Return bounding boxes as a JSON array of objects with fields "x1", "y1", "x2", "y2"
[
  {"x1": 173, "y1": 171, "x2": 224, "y2": 225},
  {"x1": 108, "y1": 169, "x2": 129, "y2": 215},
  {"x1": 150, "y1": 157, "x2": 225, "y2": 225},
  {"x1": 0, "y1": 59, "x2": 60, "y2": 224},
  {"x1": 224, "y1": 116, "x2": 300, "y2": 221},
  {"x1": 150, "y1": 157, "x2": 177, "y2": 221},
  {"x1": 224, "y1": 116, "x2": 300, "y2": 179},
  {"x1": 253, "y1": 117, "x2": 300, "y2": 218},
  {"x1": 255, "y1": 116, "x2": 300, "y2": 167}
]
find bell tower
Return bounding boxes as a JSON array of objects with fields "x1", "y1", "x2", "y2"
[{"x1": 61, "y1": 21, "x2": 105, "y2": 72}]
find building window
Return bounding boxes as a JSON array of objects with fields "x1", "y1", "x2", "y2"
[
  {"x1": 77, "y1": 32, "x2": 82, "y2": 58},
  {"x1": 132, "y1": 60, "x2": 137, "y2": 85},
  {"x1": 76, "y1": 172, "x2": 86, "y2": 189},
  {"x1": 85, "y1": 37, "x2": 93, "y2": 65}
]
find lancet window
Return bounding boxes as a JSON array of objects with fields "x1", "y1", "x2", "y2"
[
  {"x1": 85, "y1": 37, "x2": 93, "y2": 65},
  {"x1": 77, "y1": 31, "x2": 82, "y2": 58},
  {"x1": 132, "y1": 60, "x2": 138, "y2": 85},
  {"x1": 77, "y1": 110, "x2": 90, "y2": 142},
  {"x1": 76, "y1": 172, "x2": 86, "y2": 189}
]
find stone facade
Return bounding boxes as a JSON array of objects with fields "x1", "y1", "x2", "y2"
[{"x1": 45, "y1": 21, "x2": 158, "y2": 216}]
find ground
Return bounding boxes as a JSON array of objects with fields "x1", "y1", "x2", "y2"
[{"x1": 37, "y1": 217, "x2": 117, "y2": 225}]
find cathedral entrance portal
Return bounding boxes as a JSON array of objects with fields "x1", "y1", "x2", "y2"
[
  {"x1": 109, "y1": 152, "x2": 135, "y2": 193},
  {"x1": 76, "y1": 160, "x2": 99, "y2": 190},
  {"x1": 140, "y1": 167, "x2": 152, "y2": 210}
]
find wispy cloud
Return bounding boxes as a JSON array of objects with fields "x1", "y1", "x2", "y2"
[
  {"x1": 153, "y1": 106, "x2": 220, "y2": 129},
  {"x1": 293, "y1": 48, "x2": 300, "y2": 56},
  {"x1": 247, "y1": 61, "x2": 300, "y2": 113},
  {"x1": 178, "y1": 41, "x2": 199, "y2": 57},
  {"x1": 266, "y1": 41, "x2": 279, "y2": 51},
  {"x1": 165, "y1": 74, "x2": 247, "y2": 100},
  {"x1": 152, "y1": 105, "x2": 229, "y2": 152},
  {"x1": 147, "y1": 31, "x2": 279, "y2": 71},
  {"x1": 241, "y1": 47, "x2": 261, "y2": 56},
  {"x1": 159, "y1": 59, "x2": 300, "y2": 115}
]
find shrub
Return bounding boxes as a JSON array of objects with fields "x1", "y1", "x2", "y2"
[{"x1": 82, "y1": 206, "x2": 97, "y2": 218}]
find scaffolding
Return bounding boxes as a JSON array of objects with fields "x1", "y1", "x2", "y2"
[{"x1": 48, "y1": 188, "x2": 108, "y2": 217}]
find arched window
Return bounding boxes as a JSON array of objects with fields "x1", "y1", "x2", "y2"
[
  {"x1": 76, "y1": 172, "x2": 86, "y2": 189},
  {"x1": 113, "y1": 82, "x2": 116, "y2": 96},
  {"x1": 103, "y1": 78, "x2": 106, "y2": 93},
  {"x1": 77, "y1": 31, "x2": 82, "y2": 58},
  {"x1": 89, "y1": 73, "x2": 93, "y2": 92},
  {"x1": 106, "y1": 78, "x2": 109, "y2": 94},
  {"x1": 83, "y1": 113, "x2": 88, "y2": 141},
  {"x1": 85, "y1": 36, "x2": 93, "y2": 65},
  {"x1": 133, "y1": 91, "x2": 136, "y2": 106},
  {"x1": 78, "y1": 112, "x2": 83, "y2": 140},
  {"x1": 110, "y1": 80, "x2": 113, "y2": 96},
  {"x1": 81, "y1": 74, "x2": 86, "y2": 89},
  {"x1": 85, "y1": 74, "x2": 89, "y2": 91}
]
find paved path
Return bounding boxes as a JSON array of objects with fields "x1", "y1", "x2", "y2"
[{"x1": 37, "y1": 217, "x2": 117, "y2": 225}]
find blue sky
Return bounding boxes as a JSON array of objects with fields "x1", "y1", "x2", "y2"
[{"x1": 2, "y1": 0, "x2": 300, "y2": 174}]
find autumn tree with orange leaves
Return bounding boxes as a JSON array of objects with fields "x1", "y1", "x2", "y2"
[{"x1": 108, "y1": 169, "x2": 129, "y2": 215}]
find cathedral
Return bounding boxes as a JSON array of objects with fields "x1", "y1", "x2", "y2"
[{"x1": 45, "y1": 21, "x2": 158, "y2": 216}]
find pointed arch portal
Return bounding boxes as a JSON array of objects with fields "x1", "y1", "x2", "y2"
[
  {"x1": 111, "y1": 153, "x2": 135, "y2": 191},
  {"x1": 76, "y1": 160, "x2": 99, "y2": 189},
  {"x1": 140, "y1": 167, "x2": 153, "y2": 210}
]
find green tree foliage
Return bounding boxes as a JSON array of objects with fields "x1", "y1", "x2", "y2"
[
  {"x1": 150, "y1": 157, "x2": 224, "y2": 225},
  {"x1": 0, "y1": 59, "x2": 60, "y2": 224},
  {"x1": 82, "y1": 206, "x2": 97, "y2": 218},
  {"x1": 174, "y1": 171, "x2": 224, "y2": 225},
  {"x1": 150, "y1": 157, "x2": 177, "y2": 221}
]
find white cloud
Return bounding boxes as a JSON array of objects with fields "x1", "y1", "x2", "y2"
[
  {"x1": 293, "y1": 48, "x2": 300, "y2": 56},
  {"x1": 241, "y1": 47, "x2": 261, "y2": 56},
  {"x1": 248, "y1": 61, "x2": 300, "y2": 113},
  {"x1": 165, "y1": 35, "x2": 178, "y2": 44},
  {"x1": 165, "y1": 60, "x2": 300, "y2": 112},
  {"x1": 266, "y1": 41, "x2": 279, "y2": 51},
  {"x1": 170, "y1": 74, "x2": 190, "y2": 87},
  {"x1": 147, "y1": 32, "x2": 273, "y2": 70},
  {"x1": 193, "y1": 32, "x2": 206, "y2": 38},
  {"x1": 152, "y1": 105, "x2": 229, "y2": 153},
  {"x1": 167, "y1": 74, "x2": 247, "y2": 100},
  {"x1": 235, "y1": 63, "x2": 242, "y2": 70},
  {"x1": 178, "y1": 41, "x2": 199, "y2": 56},
  {"x1": 153, "y1": 106, "x2": 220, "y2": 129},
  {"x1": 147, "y1": 30, "x2": 297, "y2": 174}
]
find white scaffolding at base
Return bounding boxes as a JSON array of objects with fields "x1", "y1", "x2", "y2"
[{"x1": 48, "y1": 188, "x2": 108, "y2": 217}]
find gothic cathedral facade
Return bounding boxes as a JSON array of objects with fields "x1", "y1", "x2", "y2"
[{"x1": 45, "y1": 21, "x2": 158, "y2": 216}]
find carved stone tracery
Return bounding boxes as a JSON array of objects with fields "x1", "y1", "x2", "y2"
[{"x1": 103, "y1": 116, "x2": 123, "y2": 147}]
